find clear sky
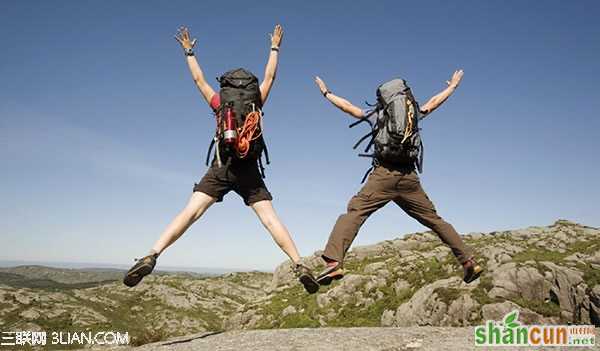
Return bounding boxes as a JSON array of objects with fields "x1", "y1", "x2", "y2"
[{"x1": 1, "y1": 1, "x2": 598, "y2": 271}]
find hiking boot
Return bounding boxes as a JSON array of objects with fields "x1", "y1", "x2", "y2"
[
  {"x1": 123, "y1": 253, "x2": 157, "y2": 287},
  {"x1": 294, "y1": 264, "x2": 319, "y2": 294},
  {"x1": 316, "y1": 261, "x2": 344, "y2": 286},
  {"x1": 462, "y1": 257, "x2": 483, "y2": 284}
]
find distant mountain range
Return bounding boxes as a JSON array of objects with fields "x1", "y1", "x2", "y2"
[{"x1": 0, "y1": 260, "x2": 244, "y2": 275}]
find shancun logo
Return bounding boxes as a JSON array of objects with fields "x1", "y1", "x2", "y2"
[{"x1": 474, "y1": 310, "x2": 595, "y2": 347}]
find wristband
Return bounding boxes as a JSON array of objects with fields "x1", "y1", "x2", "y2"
[
  {"x1": 271, "y1": 47, "x2": 279, "y2": 52},
  {"x1": 184, "y1": 48, "x2": 195, "y2": 56},
  {"x1": 323, "y1": 90, "x2": 331, "y2": 97}
]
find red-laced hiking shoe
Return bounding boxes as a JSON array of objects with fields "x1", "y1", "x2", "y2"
[
  {"x1": 123, "y1": 254, "x2": 157, "y2": 287},
  {"x1": 294, "y1": 264, "x2": 319, "y2": 294},
  {"x1": 316, "y1": 261, "x2": 344, "y2": 286},
  {"x1": 463, "y1": 257, "x2": 483, "y2": 284}
]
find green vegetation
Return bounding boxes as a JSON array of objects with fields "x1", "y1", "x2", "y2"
[
  {"x1": 513, "y1": 237, "x2": 600, "y2": 264},
  {"x1": 343, "y1": 255, "x2": 391, "y2": 273},
  {"x1": 578, "y1": 263, "x2": 600, "y2": 287},
  {"x1": 255, "y1": 285, "x2": 322, "y2": 329},
  {"x1": 512, "y1": 297, "x2": 561, "y2": 317},
  {"x1": 512, "y1": 248, "x2": 568, "y2": 263},
  {"x1": 471, "y1": 275, "x2": 497, "y2": 306},
  {"x1": 403, "y1": 255, "x2": 457, "y2": 289}
]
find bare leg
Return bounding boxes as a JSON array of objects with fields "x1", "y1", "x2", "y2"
[
  {"x1": 250, "y1": 200, "x2": 301, "y2": 264},
  {"x1": 151, "y1": 192, "x2": 217, "y2": 255}
]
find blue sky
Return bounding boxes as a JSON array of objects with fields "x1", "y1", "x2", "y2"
[{"x1": 1, "y1": 1, "x2": 598, "y2": 271}]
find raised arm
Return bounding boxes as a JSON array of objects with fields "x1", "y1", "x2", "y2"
[
  {"x1": 419, "y1": 69, "x2": 464, "y2": 116},
  {"x1": 259, "y1": 24, "x2": 283, "y2": 105},
  {"x1": 175, "y1": 27, "x2": 216, "y2": 105},
  {"x1": 314, "y1": 76, "x2": 364, "y2": 119}
]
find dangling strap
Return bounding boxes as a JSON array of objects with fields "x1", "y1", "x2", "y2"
[
  {"x1": 349, "y1": 108, "x2": 378, "y2": 128},
  {"x1": 360, "y1": 166, "x2": 374, "y2": 183},
  {"x1": 205, "y1": 138, "x2": 216, "y2": 166},
  {"x1": 353, "y1": 130, "x2": 375, "y2": 150},
  {"x1": 364, "y1": 137, "x2": 375, "y2": 153},
  {"x1": 357, "y1": 154, "x2": 376, "y2": 183},
  {"x1": 262, "y1": 139, "x2": 270, "y2": 165}
]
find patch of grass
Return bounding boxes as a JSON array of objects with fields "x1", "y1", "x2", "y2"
[
  {"x1": 344, "y1": 255, "x2": 392, "y2": 273},
  {"x1": 277, "y1": 310, "x2": 320, "y2": 328},
  {"x1": 512, "y1": 297, "x2": 561, "y2": 317},
  {"x1": 403, "y1": 255, "x2": 457, "y2": 290},
  {"x1": 512, "y1": 248, "x2": 568, "y2": 263},
  {"x1": 512, "y1": 237, "x2": 600, "y2": 265},
  {"x1": 471, "y1": 275, "x2": 497, "y2": 306},
  {"x1": 568, "y1": 239, "x2": 600, "y2": 256},
  {"x1": 255, "y1": 285, "x2": 322, "y2": 329},
  {"x1": 577, "y1": 263, "x2": 600, "y2": 287},
  {"x1": 327, "y1": 284, "x2": 414, "y2": 327}
]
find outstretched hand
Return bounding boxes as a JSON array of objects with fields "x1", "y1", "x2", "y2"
[
  {"x1": 446, "y1": 69, "x2": 464, "y2": 88},
  {"x1": 270, "y1": 24, "x2": 283, "y2": 49},
  {"x1": 175, "y1": 27, "x2": 197, "y2": 49},
  {"x1": 314, "y1": 76, "x2": 329, "y2": 95}
]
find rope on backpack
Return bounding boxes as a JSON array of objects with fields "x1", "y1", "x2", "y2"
[
  {"x1": 236, "y1": 110, "x2": 262, "y2": 159},
  {"x1": 401, "y1": 97, "x2": 416, "y2": 143}
]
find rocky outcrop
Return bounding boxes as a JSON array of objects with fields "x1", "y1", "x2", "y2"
[
  {"x1": 388, "y1": 277, "x2": 480, "y2": 327},
  {"x1": 229, "y1": 220, "x2": 600, "y2": 331}
]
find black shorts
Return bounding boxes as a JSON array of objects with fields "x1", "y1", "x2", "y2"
[{"x1": 193, "y1": 159, "x2": 272, "y2": 206}]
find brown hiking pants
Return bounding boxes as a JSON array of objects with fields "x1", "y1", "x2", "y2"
[{"x1": 323, "y1": 164, "x2": 472, "y2": 265}]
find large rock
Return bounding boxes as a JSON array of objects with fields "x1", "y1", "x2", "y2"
[
  {"x1": 489, "y1": 263, "x2": 550, "y2": 301},
  {"x1": 391, "y1": 277, "x2": 478, "y2": 326},
  {"x1": 481, "y1": 301, "x2": 558, "y2": 324},
  {"x1": 541, "y1": 262, "x2": 588, "y2": 322},
  {"x1": 589, "y1": 285, "x2": 600, "y2": 326}
]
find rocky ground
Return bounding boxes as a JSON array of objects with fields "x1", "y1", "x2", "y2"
[
  {"x1": 99, "y1": 327, "x2": 600, "y2": 351},
  {"x1": 1, "y1": 220, "x2": 599, "y2": 349}
]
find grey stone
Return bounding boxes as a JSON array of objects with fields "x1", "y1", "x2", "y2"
[{"x1": 281, "y1": 306, "x2": 297, "y2": 317}]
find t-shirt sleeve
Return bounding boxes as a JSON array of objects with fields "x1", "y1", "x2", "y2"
[{"x1": 209, "y1": 93, "x2": 220, "y2": 111}]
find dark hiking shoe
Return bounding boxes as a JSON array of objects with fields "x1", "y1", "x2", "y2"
[
  {"x1": 123, "y1": 254, "x2": 157, "y2": 287},
  {"x1": 316, "y1": 261, "x2": 344, "y2": 286},
  {"x1": 294, "y1": 264, "x2": 319, "y2": 294},
  {"x1": 462, "y1": 257, "x2": 483, "y2": 284}
]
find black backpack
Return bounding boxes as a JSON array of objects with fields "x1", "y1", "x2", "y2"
[
  {"x1": 351, "y1": 78, "x2": 424, "y2": 182},
  {"x1": 205, "y1": 68, "x2": 270, "y2": 176}
]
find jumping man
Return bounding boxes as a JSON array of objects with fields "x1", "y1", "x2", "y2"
[
  {"x1": 314, "y1": 70, "x2": 483, "y2": 285},
  {"x1": 123, "y1": 25, "x2": 319, "y2": 294}
]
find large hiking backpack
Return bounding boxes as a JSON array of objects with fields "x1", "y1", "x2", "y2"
[
  {"x1": 351, "y1": 78, "x2": 424, "y2": 182},
  {"x1": 205, "y1": 68, "x2": 270, "y2": 177}
]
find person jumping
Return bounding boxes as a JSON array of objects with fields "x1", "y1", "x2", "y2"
[
  {"x1": 314, "y1": 70, "x2": 483, "y2": 285},
  {"x1": 123, "y1": 25, "x2": 319, "y2": 294}
]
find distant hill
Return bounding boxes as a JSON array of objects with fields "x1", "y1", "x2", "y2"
[
  {"x1": 0, "y1": 265, "x2": 126, "y2": 286},
  {"x1": 1, "y1": 220, "x2": 599, "y2": 349}
]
